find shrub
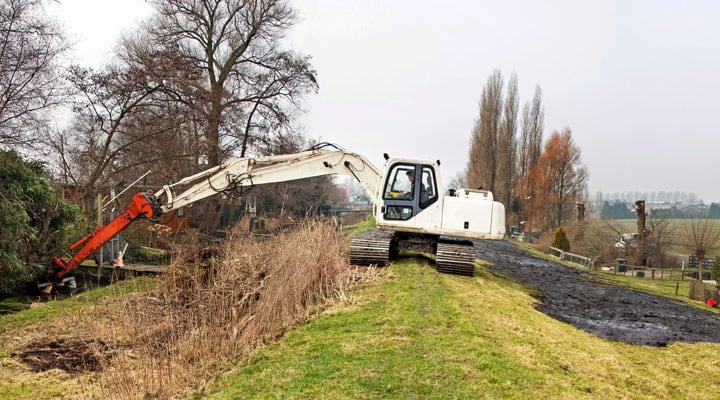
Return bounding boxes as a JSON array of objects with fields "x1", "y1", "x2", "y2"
[
  {"x1": 551, "y1": 227, "x2": 571, "y2": 252},
  {"x1": 0, "y1": 150, "x2": 80, "y2": 293},
  {"x1": 712, "y1": 258, "x2": 720, "y2": 282}
]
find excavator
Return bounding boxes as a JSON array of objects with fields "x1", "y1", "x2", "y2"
[{"x1": 49, "y1": 143, "x2": 505, "y2": 284}]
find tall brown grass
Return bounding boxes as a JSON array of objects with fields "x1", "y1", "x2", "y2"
[{"x1": 57, "y1": 219, "x2": 373, "y2": 399}]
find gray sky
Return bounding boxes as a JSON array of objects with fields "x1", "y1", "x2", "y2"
[{"x1": 52, "y1": 0, "x2": 720, "y2": 203}]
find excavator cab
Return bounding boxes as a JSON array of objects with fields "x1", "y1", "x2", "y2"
[{"x1": 379, "y1": 162, "x2": 440, "y2": 224}]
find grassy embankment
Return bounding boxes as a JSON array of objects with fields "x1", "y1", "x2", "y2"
[
  {"x1": 0, "y1": 221, "x2": 356, "y2": 399},
  {"x1": 0, "y1": 278, "x2": 154, "y2": 335},
  {"x1": 2, "y1": 218, "x2": 720, "y2": 399},
  {"x1": 205, "y1": 257, "x2": 720, "y2": 399}
]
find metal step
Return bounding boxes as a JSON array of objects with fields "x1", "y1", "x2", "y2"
[{"x1": 435, "y1": 242, "x2": 476, "y2": 276}]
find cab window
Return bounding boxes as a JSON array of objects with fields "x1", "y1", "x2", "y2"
[
  {"x1": 384, "y1": 205, "x2": 414, "y2": 220},
  {"x1": 419, "y1": 166, "x2": 438, "y2": 208},
  {"x1": 383, "y1": 164, "x2": 415, "y2": 200}
]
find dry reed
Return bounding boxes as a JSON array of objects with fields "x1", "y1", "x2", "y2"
[
  {"x1": 95, "y1": 219, "x2": 359, "y2": 399},
  {"x1": 5, "y1": 219, "x2": 382, "y2": 399}
]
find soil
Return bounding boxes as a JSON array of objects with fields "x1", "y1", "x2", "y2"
[
  {"x1": 474, "y1": 239, "x2": 720, "y2": 347},
  {"x1": 14, "y1": 338, "x2": 112, "y2": 374}
]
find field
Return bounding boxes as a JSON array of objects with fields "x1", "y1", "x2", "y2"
[
  {"x1": 591, "y1": 218, "x2": 720, "y2": 256},
  {"x1": 2, "y1": 223, "x2": 720, "y2": 399}
]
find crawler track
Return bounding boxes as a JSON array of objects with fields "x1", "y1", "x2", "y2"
[
  {"x1": 349, "y1": 230, "x2": 394, "y2": 266},
  {"x1": 435, "y1": 241, "x2": 476, "y2": 276},
  {"x1": 350, "y1": 230, "x2": 477, "y2": 276}
]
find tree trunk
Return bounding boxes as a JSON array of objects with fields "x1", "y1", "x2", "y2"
[{"x1": 689, "y1": 279, "x2": 706, "y2": 301}]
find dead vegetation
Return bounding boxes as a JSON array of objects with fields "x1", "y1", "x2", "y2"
[{"x1": 4, "y1": 220, "x2": 383, "y2": 399}]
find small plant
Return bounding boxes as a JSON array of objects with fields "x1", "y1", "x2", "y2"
[{"x1": 551, "y1": 227, "x2": 571, "y2": 252}]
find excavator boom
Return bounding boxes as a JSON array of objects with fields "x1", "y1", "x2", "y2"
[
  {"x1": 154, "y1": 148, "x2": 380, "y2": 213},
  {"x1": 49, "y1": 145, "x2": 381, "y2": 279}
]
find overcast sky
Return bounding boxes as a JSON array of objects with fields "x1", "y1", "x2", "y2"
[{"x1": 50, "y1": 0, "x2": 720, "y2": 203}]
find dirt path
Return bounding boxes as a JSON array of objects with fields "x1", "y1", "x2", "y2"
[{"x1": 473, "y1": 240, "x2": 720, "y2": 346}]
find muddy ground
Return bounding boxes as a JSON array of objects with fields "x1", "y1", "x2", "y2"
[{"x1": 473, "y1": 240, "x2": 720, "y2": 347}]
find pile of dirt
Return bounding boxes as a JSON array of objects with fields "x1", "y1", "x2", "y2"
[
  {"x1": 474, "y1": 240, "x2": 720, "y2": 346},
  {"x1": 14, "y1": 338, "x2": 113, "y2": 374}
]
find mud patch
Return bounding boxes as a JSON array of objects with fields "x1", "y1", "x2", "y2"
[
  {"x1": 15, "y1": 338, "x2": 112, "y2": 374},
  {"x1": 474, "y1": 240, "x2": 720, "y2": 346}
]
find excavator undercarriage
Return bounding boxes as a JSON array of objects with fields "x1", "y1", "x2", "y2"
[{"x1": 349, "y1": 230, "x2": 477, "y2": 276}]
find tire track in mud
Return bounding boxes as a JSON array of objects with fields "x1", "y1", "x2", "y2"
[{"x1": 473, "y1": 240, "x2": 720, "y2": 346}]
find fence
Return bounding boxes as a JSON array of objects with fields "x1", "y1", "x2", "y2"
[{"x1": 548, "y1": 246, "x2": 595, "y2": 270}]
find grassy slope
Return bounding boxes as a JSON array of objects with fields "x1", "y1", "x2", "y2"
[
  {"x1": 0, "y1": 278, "x2": 155, "y2": 399},
  {"x1": 0, "y1": 278, "x2": 154, "y2": 335},
  {"x1": 206, "y1": 258, "x2": 720, "y2": 399}
]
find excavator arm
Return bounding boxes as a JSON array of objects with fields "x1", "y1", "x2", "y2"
[
  {"x1": 49, "y1": 144, "x2": 381, "y2": 279},
  {"x1": 49, "y1": 192, "x2": 161, "y2": 279}
]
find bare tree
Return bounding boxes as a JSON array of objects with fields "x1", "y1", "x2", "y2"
[
  {"x1": 514, "y1": 85, "x2": 544, "y2": 235},
  {"x1": 127, "y1": 0, "x2": 319, "y2": 166},
  {"x1": 0, "y1": 0, "x2": 68, "y2": 149},
  {"x1": 50, "y1": 65, "x2": 184, "y2": 212},
  {"x1": 467, "y1": 70, "x2": 503, "y2": 191},
  {"x1": 680, "y1": 218, "x2": 720, "y2": 300},
  {"x1": 645, "y1": 214, "x2": 677, "y2": 267}
]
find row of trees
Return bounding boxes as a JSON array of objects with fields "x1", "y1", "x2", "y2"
[
  {"x1": 0, "y1": 0, "x2": 327, "y2": 292},
  {"x1": 600, "y1": 201, "x2": 720, "y2": 220},
  {"x1": 466, "y1": 70, "x2": 587, "y2": 234},
  {"x1": 2, "y1": 0, "x2": 323, "y2": 218}
]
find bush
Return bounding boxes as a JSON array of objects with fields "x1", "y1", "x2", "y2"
[
  {"x1": 0, "y1": 150, "x2": 80, "y2": 293},
  {"x1": 712, "y1": 258, "x2": 720, "y2": 282},
  {"x1": 551, "y1": 227, "x2": 571, "y2": 252}
]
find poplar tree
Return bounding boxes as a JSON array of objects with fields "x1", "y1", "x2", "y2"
[{"x1": 467, "y1": 70, "x2": 503, "y2": 191}]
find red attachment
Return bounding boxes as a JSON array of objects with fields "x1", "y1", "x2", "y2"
[
  {"x1": 707, "y1": 299, "x2": 717, "y2": 308},
  {"x1": 49, "y1": 193, "x2": 157, "y2": 279}
]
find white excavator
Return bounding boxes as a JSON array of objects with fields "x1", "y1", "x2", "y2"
[{"x1": 49, "y1": 143, "x2": 505, "y2": 281}]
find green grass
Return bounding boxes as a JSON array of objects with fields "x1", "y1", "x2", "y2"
[
  {"x1": 203, "y1": 257, "x2": 720, "y2": 399},
  {"x1": 348, "y1": 215, "x2": 376, "y2": 236},
  {"x1": 594, "y1": 270, "x2": 688, "y2": 296},
  {"x1": 0, "y1": 277, "x2": 154, "y2": 334}
]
